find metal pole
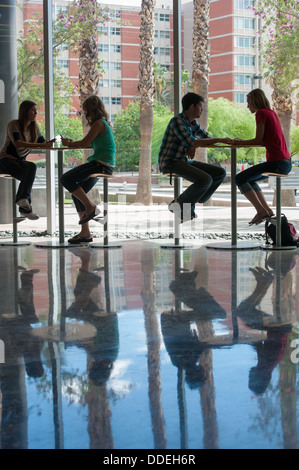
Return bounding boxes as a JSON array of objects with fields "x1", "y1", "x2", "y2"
[
  {"x1": 43, "y1": 0, "x2": 56, "y2": 235},
  {"x1": 0, "y1": 0, "x2": 18, "y2": 224},
  {"x1": 173, "y1": 0, "x2": 182, "y2": 246},
  {"x1": 173, "y1": 0, "x2": 182, "y2": 115},
  {"x1": 231, "y1": 148, "x2": 237, "y2": 246},
  {"x1": 276, "y1": 177, "x2": 281, "y2": 248},
  {"x1": 57, "y1": 149, "x2": 65, "y2": 244},
  {"x1": 104, "y1": 177, "x2": 109, "y2": 246}
]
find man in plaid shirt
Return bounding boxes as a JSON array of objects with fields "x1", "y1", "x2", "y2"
[{"x1": 159, "y1": 92, "x2": 229, "y2": 222}]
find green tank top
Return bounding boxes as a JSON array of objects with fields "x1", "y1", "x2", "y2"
[{"x1": 87, "y1": 118, "x2": 116, "y2": 166}]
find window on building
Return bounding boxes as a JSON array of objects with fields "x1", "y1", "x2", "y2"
[
  {"x1": 99, "y1": 79, "x2": 109, "y2": 88},
  {"x1": 111, "y1": 80, "x2": 121, "y2": 87},
  {"x1": 110, "y1": 9, "x2": 120, "y2": 18},
  {"x1": 98, "y1": 44, "x2": 121, "y2": 54},
  {"x1": 234, "y1": 74, "x2": 253, "y2": 85},
  {"x1": 98, "y1": 44, "x2": 109, "y2": 52},
  {"x1": 102, "y1": 97, "x2": 110, "y2": 104},
  {"x1": 154, "y1": 47, "x2": 170, "y2": 56},
  {"x1": 155, "y1": 13, "x2": 170, "y2": 22},
  {"x1": 111, "y1": 97, "x2": 121, "y2": 105},
  {"x1": 110, "y1": 45, "x2": 121, "y2": 53},
  {"x1": 234, "y1": 17, "x2": 255, "y2": 29},
  {"x1": 235, "y1": 92, "x2": 248, "y2": 103},
  {"x1": 234, "y1": 55, "x2": 255, "y2": 66},
  {"x1": 53, "y1": 5, "x2": 68, "y2": 17},
  {"x1": 57, "y1": 59, "x2": 68, "y2": 69},
  {"x1": 102, "y1": 61, "x2": 121, "y2": 70},
  {"x1": 111, "y1": 27, "x2": 121, "y2": 35},
  {"x1": 100, "y1": 27, "x2": 109, "y2": 35},
  {"x1": 234, "y1": 0, "x2": 254, "y2": 9},
  {"x1": 234, "y1": 36, "x2": 255, "y2": 48},
  {"x1": 155, "y1": 30, "x2": 170, "y2": 39}
]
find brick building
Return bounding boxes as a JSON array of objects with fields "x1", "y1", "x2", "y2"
[
  {"x1": 21, "y1": 0, "x2": 181, "y2": 120},
  {"x1": 20, "y1": 0, "x2": 297, "y2": 123}
]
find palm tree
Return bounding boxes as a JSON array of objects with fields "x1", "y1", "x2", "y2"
[
  {"x1": 77, "y1": 0, "x2": 99, "y2": 160},
  {"x1": 192, "y1": 0, "x2": 210, "y2": 163},
  {"x1": 135, "y1": 0, "x2": 156, "y2": 205}
]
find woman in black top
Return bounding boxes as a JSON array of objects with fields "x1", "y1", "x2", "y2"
[{"x1": 0, "y1": 100, "x2": 54, "y2": 219}]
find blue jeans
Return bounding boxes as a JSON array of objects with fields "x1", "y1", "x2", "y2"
[
  {"x1": 235, "y1": 160, "x2": 292, "y2": 194},
  {"x1": 169, "y1": 159, "x2": 226, "y2": 209},
  {"x1": 60, "y1": 160, "x2": 113, "y2": 212}
]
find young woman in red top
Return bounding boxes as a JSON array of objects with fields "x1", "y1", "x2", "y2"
[{"x1": 234, "y1": 89, "x2": 292, "y2": 225}]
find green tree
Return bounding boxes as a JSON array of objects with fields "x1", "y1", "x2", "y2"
[
  {"x1": 252, "y1": 0, "x2": 298, "y2": 150},
  {"x1": 17, "y1": 0, "x2": 119, "y2": 112},
  {"x1": 252, "y1": 0, "x2": 298, "y2": 93},
  {"x1": 39, "y1": 113, "x2": 84, "y2": 166},
  {"x1": 291, "y1": 125, "x2": 299, "y2": 158},
  {"x1": 207, "y1": 98, "x2": 266, "y2": 164},
  {"x1": 113, "y1": 101, "x2": 141, "y2": 171},
  {"x1": 113, "y1": 100, "x2": 172, "y2": 171}
]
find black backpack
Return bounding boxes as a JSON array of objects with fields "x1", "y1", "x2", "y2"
[{"x1": 265, "y1": 214, "x2": 299, "y2": 247}]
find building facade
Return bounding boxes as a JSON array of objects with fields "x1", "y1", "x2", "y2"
[
  {"x1": 21, "y1": 0, "x2": 180, "y2": 120},
  {"x1": 183, "y1": 0, "x2": 264, "y2": 104}
]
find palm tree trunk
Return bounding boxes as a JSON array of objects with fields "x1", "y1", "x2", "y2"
[
  {"x1": 78, "y1": 0, "x2": 99, "y2": 161},
  {"x1": 135, "y1": 0, "x2": 155, "y2": 205},
  {"x1": 271, "y1": 82, "x2": 292, "y2": 151},
  {"x1": 192, "y1": 0, "x2": 210, "y2": 163},
  {"x1": 271, "y1": 80, "x2": 295, "y2": 206}
]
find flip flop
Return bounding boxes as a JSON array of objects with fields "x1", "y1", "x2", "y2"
[
  {"x1": 249, "y1": 211, "x2": 271, "y2": 226},
  {"x1": 79, "y1": 207, "x2": 101, "y2": 225},
  {"x1": 68, "y1": 235, "x2": 93, "y2": 244}
]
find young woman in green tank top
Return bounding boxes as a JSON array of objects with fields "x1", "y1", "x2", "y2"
[{"x1": 60, "y1": 95, "x2": 116, "y2": 244}]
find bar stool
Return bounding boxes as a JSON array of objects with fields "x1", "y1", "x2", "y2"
[
  {"x1": 89, "y1": 173, "x2": 122, "y2": 249},
  {"x1": 0, "y1": 174, "x2": 31, "y2": 246},
  {"x1": 160, "y1": 173, "x2": 193, "y2": 249},
  {"x1": 261, "y1": 172, "x2": 296, "y2": 251}
]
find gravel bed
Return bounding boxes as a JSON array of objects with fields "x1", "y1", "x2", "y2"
[{"x1": 0, "y1": 229, "x2": 266, "y2": 241}]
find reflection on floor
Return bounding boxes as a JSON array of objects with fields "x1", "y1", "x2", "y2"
[{"x1": 0, "y1": 240, "x2": 298, "y2": 449}]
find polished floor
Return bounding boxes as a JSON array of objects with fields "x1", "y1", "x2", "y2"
[{"x1": 0, "y1": 239, "x2": 299, "y2": 449}]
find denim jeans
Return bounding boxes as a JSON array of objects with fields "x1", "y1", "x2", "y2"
[
  {"x1": 169, "y1": 159, "x2": 226, "y2": 209},
  {"x1": 235, "y1": 159, "x2": 292, "y2": 194},
  {"x1": 60, "y1": 160, "x2": 113, "y2": 212},
  {"x1": 0, "y1": 158, "x2": 36, "y2": 212}
]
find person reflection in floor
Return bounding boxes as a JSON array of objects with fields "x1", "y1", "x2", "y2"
[
  {"x1": 161, "y1": 270, "x2": 227, "y2": 389},
  {"x1": 236, "y1": 252, "x2": 297, "y2": 395},
  {"x1": 64, "y1": 248, "x2": 120, "y2": 448},
  {"x1": 65, "y1": 248, "x2": 119, "y2": 387},
  {"x1": 0, "y1": 267, "x2": 44, "y2": 448}
]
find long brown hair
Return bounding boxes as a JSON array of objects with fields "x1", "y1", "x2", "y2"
[
  {"x1": 247, "y1": 89, "x2": 271, "y2": 110},
  {"x1": 82, "y1": 95, "x2": 110, "y2": 126},
  {"x1": 18, "y1": 100, "x2": 39, "y2": 142}
]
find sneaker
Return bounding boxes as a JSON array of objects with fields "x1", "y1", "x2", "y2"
[
  {"x1": 169, "y1": 200, "x2": 194, "y2": 223},
  {"x1": 16, "y1": 198, "x2": 31, "y2": 211},
  {"x1": 24, "y1": 211, "x2": 39, "y2": 220},
  {"x1": 168, "y1": 200, "x2": 182, "y2": 217}
]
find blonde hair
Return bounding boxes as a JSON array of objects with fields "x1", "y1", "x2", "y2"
[
  {"x1": 82, "y1": 95, "x2": 110, "y2": 126},
  {"x1": 247, "y1": 89, "x2": 271, "y2": 110}
]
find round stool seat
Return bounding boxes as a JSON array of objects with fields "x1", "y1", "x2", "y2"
[
  {"x1": 90, "y1": 173, "x2": 114, "y2": 178},
  {"x1": 262, "y1": 172, "x2": 289, "y2": 177},
  {"x1": 162, "y1": 173, "x2": 181, "y2": 178}
]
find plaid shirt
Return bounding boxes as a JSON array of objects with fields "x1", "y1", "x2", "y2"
[{"x1": 158, "y1": 112, "x2": 210, "y2": 172}]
